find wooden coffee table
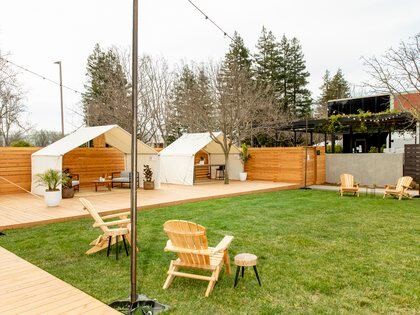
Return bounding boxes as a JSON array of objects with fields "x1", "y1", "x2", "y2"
[{"x1": 93, "y1": 180, "x2": 112, "y2": 192}]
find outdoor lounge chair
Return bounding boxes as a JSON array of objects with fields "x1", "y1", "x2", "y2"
[
  {"x1": 383, "y1": 176, "x2": 413, "y2": 200},
  {"x1": 163, "y1": 220, "x2": 234, "y2": 297},
  {"x1": 339, "y1": 173, "x2": 359, "y2": 197},
  {"x1": 111, "y1": 171, "x2": 140, "y2": 188},
  {"x1": 79, "y1": 198, "x2": 132, "y2": 259}
]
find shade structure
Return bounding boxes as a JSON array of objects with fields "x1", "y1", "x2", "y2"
[
  {"x1": 31, "y1": 125, "x2": 160, "y2": 195},
  {"x1": 159, "y1": 132, "x2": 243, "y2": 185}
]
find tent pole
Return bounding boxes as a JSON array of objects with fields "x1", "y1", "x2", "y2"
[{"x1": 130, "y1": 0, "x2": 139, "y2": 308}]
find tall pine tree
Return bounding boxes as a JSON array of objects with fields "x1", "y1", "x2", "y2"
[
  {"x1": 82, "y1": 44, "x2": 130, "y2": 130},
  {"x1": 316, "y1": 68, "x2": 350, "y2": 117},
  {"x1": 254, "y1": 27, "x2": 280, "y2": 94}
]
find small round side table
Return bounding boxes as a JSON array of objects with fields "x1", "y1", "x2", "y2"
[{"x1": 233, "y1": 253, "x2": 261, "y2": 287}]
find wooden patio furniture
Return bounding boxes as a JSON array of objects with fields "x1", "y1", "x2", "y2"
[
  {"x1": 93, "y1": 179, "x2": 112, "y2": 192},
  {"x1": 339, "y1": 173, "x2": 359, "y2": 197},
  {"x1": 163, "y1": 220, "x2": 234, "y2": 297},
  {"x1": 383, "y1": 176, "x2": 413, "y2": 200},
  {"x1": 79, "y1": 198, "x2": 132, "y2": 259}
]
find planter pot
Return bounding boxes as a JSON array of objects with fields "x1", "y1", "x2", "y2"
[
  {"x1": 44, "y1": 190, "x2": 62, "y2": 207},
  {"x1": 62, "y1": 187, "x2": 75, "y2": 199},
  {"x1": 143, "y1": 181, "x2": 155, "y2": 190},
  {"x1": 239, "y1": 172, "x2": 248, "y2": 182}
]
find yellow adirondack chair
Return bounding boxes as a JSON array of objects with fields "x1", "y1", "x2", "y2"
[
  {"x1": 79, "y1": 198, "x2": 132, "y2": 257},
  {"x1": 163, "y1": 220, "x2": 234, "y2": 297},
  {"x1": 383, "y1": 176, "x2": 413, "y2": 200},
  {"x1": 339, "y1": 174, "x2": 359, "y2": 197}
]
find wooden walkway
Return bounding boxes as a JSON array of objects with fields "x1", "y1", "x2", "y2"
[
  {"x1": 0, "y1": 247, "x2": 120, "y2": 315},
  {"x1": 0, "y1": 181, "x2": 297, "y2": 231}
]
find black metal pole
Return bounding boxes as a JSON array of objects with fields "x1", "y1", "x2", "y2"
[{"x1": 130, "y1": 0, "x2": 138, "y2": 307}]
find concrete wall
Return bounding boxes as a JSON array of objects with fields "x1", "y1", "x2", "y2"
[{"x1": 326, "y1": 153, "x2": 403, "y2": 186}]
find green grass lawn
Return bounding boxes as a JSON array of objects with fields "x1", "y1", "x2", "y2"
[{"x1": 1, "y1": 190, "x2": 419, "y2": 314}]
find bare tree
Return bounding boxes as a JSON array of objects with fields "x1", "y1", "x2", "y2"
[
  {"x1": 116, "y1": 49, "x2": 174, "y2": 145},
  {"x1": 174, "y1": 61, "x2": 280, "y2": 184},
  {"x1": 363, "y1": 33, "x2": 420, "y2": 121},
  {"x1": 0, "y1": 55, "x2": 27, "y2": 146}
]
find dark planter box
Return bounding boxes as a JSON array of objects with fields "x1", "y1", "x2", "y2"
[
  {"x1": 62, "y1": 187, "x2": 75, "y2": 198},
  {"x1": 143, "y1": 181, "x2": 154, "y2": 190}
]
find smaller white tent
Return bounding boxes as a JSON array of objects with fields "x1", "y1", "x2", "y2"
[
  {"x1": 159, "y1": 132, "x2": 243, "y2": 185},
  {"x1": 31, "y1": 125, "x2": 160, "y2": 195}
]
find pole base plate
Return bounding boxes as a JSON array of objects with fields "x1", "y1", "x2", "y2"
[{"x1": 109, "y1": 294, "x2": 169, "y2": 314}]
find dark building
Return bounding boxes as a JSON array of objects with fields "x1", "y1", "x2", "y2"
[{"x1": 283, "y1": 93, "x2": 416, "y2": 153}]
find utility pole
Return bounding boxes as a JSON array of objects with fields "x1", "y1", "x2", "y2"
[
  {"x1": 54, "y1": 61, "x2": 64, "y2": 136},
  {"x1": 130, "y1": 0, "x2": 139, "y2": 309}
]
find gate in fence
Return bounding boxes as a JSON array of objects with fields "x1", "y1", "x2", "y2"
[{"x1": 404, "y1": 144, "x2": 420, "y2": 191}]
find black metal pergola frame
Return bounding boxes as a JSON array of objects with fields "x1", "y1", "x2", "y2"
[{"x1": 278, "y1": 112, "x2": 416, "y2": 153}]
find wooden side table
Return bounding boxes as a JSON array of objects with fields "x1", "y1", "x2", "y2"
[
  {"x1": 234, "y1": 253, "x2": 261, "y2": 287},
  {"x1": 93, "y1": 180, "x2": 112, "y2": 192}
]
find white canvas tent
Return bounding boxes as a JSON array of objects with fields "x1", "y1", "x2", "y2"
[
  {"x1": 31, "y1": 125, "x2": 160, "y2": 195},
  {"x1": 159, "y1": 132, "x2": 243, "y2": 185}
]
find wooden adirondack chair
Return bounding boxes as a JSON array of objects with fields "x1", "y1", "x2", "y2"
[
  {"x1": 383, "y1": 176, "x2": 413, "y2": 200},
  {"x1": 339, "y1": 174, "x2": 359, "y2": 197},
  {"x1": 79, "y1": 198, "x2": 132, "y2": 258},
  {"x1": 163, "y1": 220, "x2": 234, "y2": 297}
]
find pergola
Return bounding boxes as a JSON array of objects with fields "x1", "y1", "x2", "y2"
[{"x1": 280, "y1": 112, "x2": 416, "y2": 153}]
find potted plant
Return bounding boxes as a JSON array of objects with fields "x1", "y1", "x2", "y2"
[
  {"x1": 36, "y1": 169, "x2": 65, "y2": 206},
  {"x1": 61, "y1": 169, "x2": 74, "y2": 199},
  {"x1": 143, "y1": 164, "x2": 154, "y2": 190},
  {"x1": 239, "y1": 143, "x2": 251, "y2": 181}
]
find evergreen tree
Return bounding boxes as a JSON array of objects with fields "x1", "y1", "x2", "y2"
[
  {"x1": 82, "y1": 44, "x2": 130, "y2": 130},
  {"x1": 288, "y1": 37, "x2": 312, "y2": 117},
  {"x1": 316, "y1": 68, "x2": 350, "y2": 117},
  {"x1": 254, "y1": 27, "x2": 280, "y2": 93},
  {"x1": 276, "y1": 35, "x2": 312, "y2": 117}
]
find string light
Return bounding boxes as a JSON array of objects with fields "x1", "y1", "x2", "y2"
[
  {"x1": 0, "y1": 57, "x2": 82, "y2": 95},
  {"x1": 186, "y1": 0, "x2": 234, "y2": 41}
]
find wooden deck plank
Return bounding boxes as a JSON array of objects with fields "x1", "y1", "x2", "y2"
[
  {"x1": 0, "y1": 247, "x2": 120, "y2": 315},
  {"x1": 0, "y1": 181, "x2": 298, "y2": 231}
]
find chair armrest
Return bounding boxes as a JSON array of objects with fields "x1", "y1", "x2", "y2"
[
  {"x1": 101, "y1": 211, "x2": 131, "y2": 220},
  {"x1": 212, "y1": 235, "x2": 234, "y2": 253},
  {"x1": 354, "y1": 183, "x2": 359, "y2": 188},
  {"x1": 111, "y1": 172, "x2": 121, "y2": 179},
  {"x1": 93, "y1": 219, "x2": 130, "y2": 227},
  {"x1": 164, "y1": 240, "x2": 212, "y2": 255}
]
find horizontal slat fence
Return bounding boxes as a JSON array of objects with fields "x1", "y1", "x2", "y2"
[
  {"x1": 0, "y1": 147, "x2": 125, "y2": 195},
  {"x1": 62, "y1": 148, "x2": 125, "y2": 188},
  {"x1": 0, "y1": 147, "x2": 41, "y2": 195},
  {"x1": 245, "y1": 147, "x2": 325, "y2": 185}
]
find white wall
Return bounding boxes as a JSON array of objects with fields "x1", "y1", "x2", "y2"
[
  {"x1": 209, "y1": 153, "x2": 243, "y2": 180},
  {"x1": 326, "y1": 153, "x2": 404, "y2": 186},
  {"x1": 159, "y1": 155, "x2": 195, "y2": 185},
  {"x1": 124, "y1": 154, "x2": 161, "y2": 188}
]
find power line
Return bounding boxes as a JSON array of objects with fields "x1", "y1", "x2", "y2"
[
  {"x1": 0, "y1": 57, "x2": 83, "y2": 95},
  {"x1": 186, "y1": 0, "x2": 234, "y2": 41}
]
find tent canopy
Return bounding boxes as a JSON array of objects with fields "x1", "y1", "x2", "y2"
[
  {"x1": 159, "y1": 132, "x2": 243, "y2": 185},
  {"x1": 33, "y1": 125, "x2": 157, "y2": 157},
  {"x1": 31, "y1": 125, "x2": 159, "y2": 195},
  {"x1": 159, "y1": 132, "x2": 241, "y2": 156}
]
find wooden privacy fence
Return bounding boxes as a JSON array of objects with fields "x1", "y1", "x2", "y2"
[
  {"x1": 0, "y1": 147, "x2": 125, "y2": 195},
  {"x1": 244, "y1": 147, "x2": 325, "y2": 185}
]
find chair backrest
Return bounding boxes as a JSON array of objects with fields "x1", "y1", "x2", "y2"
[
  {"x1": 79, "y1": 198, "x2": 108, "y2": 233},
  {"x1": 120, "y1": 171, "x2": 130, "y2": 178},
  {"x1": 340, "y1": 174, "x2": 354, "y2": 188},
  {"x1": 163, "y1": 220, "x2": 210, "y2": 266},
  {"x1": 396, "y1": 176, "x2": 413, "y2": 191}
]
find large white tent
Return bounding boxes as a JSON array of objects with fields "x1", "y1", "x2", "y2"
[
  {"x1": 159, "y1": 132, "x2": 243, "y2": 185},
  {"x1": 31, "y1": 125, "x2": 160, "y2": 195}
]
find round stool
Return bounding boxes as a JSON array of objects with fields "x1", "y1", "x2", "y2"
[{"x1": 233, "y1": 253, "x2": 261, "y2": 287}]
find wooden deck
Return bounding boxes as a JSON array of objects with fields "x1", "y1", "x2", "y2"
[
  {"x1": 0, "y1": 247, "x2": 120, "y2": 315},
  {"x1": 0, "y1": 181, "x2": 297, "y2": 231}
]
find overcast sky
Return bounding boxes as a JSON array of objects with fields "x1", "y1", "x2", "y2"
[{"x1": 0, "y1": 0, "x2": 419, "y2": 133}]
